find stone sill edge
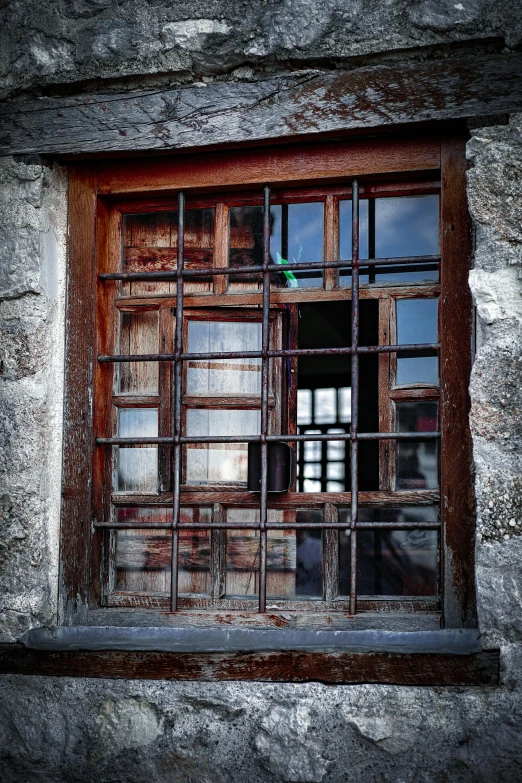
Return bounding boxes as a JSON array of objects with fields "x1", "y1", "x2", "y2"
[{"x1": 21, "y1": 627, "x2": 482, "y2": 655}]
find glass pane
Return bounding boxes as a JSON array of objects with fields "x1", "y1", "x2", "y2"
[
  {"x1": 117, "y1": 409, "x2": 158, "y2": 491},
  {"x1": 187, "y1": 319, "x2": 262, "y2": 395},
  {"x1": 272, "y1": 202, "x2": 324, "y2": 288},
  {"x1": 112, "y1": 507, "x2": 211, "y2": 596},
  {"x1": 228, "y1": 203, "x2": 324, "y2": 288},
  {"x1": 184, "y1": 208, "x2": 214, "y2": 268},
  {"x1": 339, "y1": 507, "x2": 438, "y2": 596},
  {"x1": 185, "y1": 409, "x2": 260, "y2": 484},
  {"x1": 123, "y1": 209, "x2": 214, "y2": 271},
  {"x1": 178, "y1": 507, "x2": 212, "y2": 596},
  {"x1": 339, "y1": 198, "x2": 369, "y2": 285},
  {"x1": 340, "y1": 196, "x2": 439, "y2": 285},
  {"x1": 115, "y1": 528, "x2": 170, "y2": 594},
  {"x1": 375, "y1": 195, "x2": 439, "y2": 258},
  {"x1": 396, "y1": 298, "x2": 439, "y2": 385},
  {"x1": 396, "y1": 401, "x2": 439, "y2": 490},
  {"x1": 225, "y1": 509, "x2": 322, "y2": 598},
  {"x1": 119, "y1": 310, "x2": 159, "y2": 394}
]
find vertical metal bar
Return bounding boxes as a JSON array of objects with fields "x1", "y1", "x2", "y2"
[
  {"x1": 259, "y1": 185, "x2": 271, "y2": 613},
  {"x1": 368, "y1": 197, "x2": 376, "y2": 284},
  {"x1": 350, "y1": 179, "x2": 360, "y2": 615},
  {"x1": 171, "y1": 191, "x2": 185, "y2": 611}
]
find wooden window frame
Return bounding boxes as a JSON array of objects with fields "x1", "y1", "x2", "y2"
[{"x1": 41, "y1": 131, "x2": 489, "y2": 683}]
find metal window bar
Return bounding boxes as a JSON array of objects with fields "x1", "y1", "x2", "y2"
[
  {"x1": 98, "y1": 181, "x2": 443, "y2": 613},
  {"x1": 99, "y1": 254, "x2": 440, "y2": 281},
  {"x1": 350, "y1": 178, "x2": 359, "y2": 615},
  {"x1": 259, "y1": 185, "x2": 271, "y2": 613},
  {"x1": 98, "y1": 344, "x2": 440, "y2": 363},
  {"x1": 170, "y1": 192, "x2": 184, "y2": 611}
]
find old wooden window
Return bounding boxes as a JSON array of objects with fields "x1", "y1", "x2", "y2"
[{"x1": 61, "y1": 135, "x2": 476, "y2": 633}]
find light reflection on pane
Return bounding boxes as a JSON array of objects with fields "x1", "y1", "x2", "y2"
[
  {"x1": 119, "y1": 311, "x2": 159, "y2": 394},
  {"x1": 117, "y1": 409, "x2": 158, "y2": 491},
  {"x1": 396, "y1": 298, "x2": 439, "y2": 386},
  {"x1": 187, "y1": 320, "x2": 262, "y2": 395},
  {"x1": 340, "y1": 195, "x2": 439, "y2": 284},
  {"x1": 297, "y1": 389, "x2": 312, "y2": 425},
  {"x1": 339, "y1": 199, "x2": 369, "y2": 285},
  {"x1": 375, "y1": 196, "x2": 439, "y2": 259},
  {"x1": 228, "y1": 203, "x2": 324, "y2": 289},
  {"x1": 338, "y1": 387, "x2": 352, "y2": 423},
  {"x1": 396, "y1": 401, "x2": 438, "y2": 490},
  {"x1": 271, "y1": 203, "x2": 324, "y2": 288},
  {"x1": 338, "y1": 507, "x2": 438, "y2": 595},
  {"x1": 186, "y1": 408, "x2": 260, "y2": 484},
  {"x1": 115, "y1": 529, "x2": 170, "y2": 593},
  {"x1": 314, "y1": 388, "x2": 336, "y2": 424},
  {"x1": 178, "y1": 507, "x2": 212, "y2": 596}
]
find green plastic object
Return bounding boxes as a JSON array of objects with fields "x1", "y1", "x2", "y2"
[{"x1": 276, "y1": 252, "x2": 299, "y2": 288}]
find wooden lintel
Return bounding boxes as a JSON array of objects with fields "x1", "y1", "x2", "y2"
[{"x1": 1, "y1": 54, "x2": 521, "y2": 157}]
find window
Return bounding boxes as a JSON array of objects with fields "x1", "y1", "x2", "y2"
[{"x1": 60, "y1": 136, "x2": 476, "y2": 637}]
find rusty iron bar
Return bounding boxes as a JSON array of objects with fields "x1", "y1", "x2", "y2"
[
  {"x1": 350, "y1": 177, "x2": 359, "y2": 616},
  {"x1": 98, "y1": 342, "x2": 440, "y2": 363},
  {"x1": 170, "y1": 192, "x2": 184, "y2": 612},
  {"x1": 97, "y1": 431, "x2": 440, "y2": 446},
  {"x1": 94, "y1": 520, "x2": 440, "y2": 530},
  {"x1": 99, "y1": 254, "x2": 440, "y2": 281},
  {"x1": 258, "y1": 185, "x2": 271, "y2": 614}
]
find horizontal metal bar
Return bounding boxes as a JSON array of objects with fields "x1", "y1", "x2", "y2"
[
  {"x1": 99, "y1": 254, "x2": 440, "y2": 281},
  {"x1": 98, "y1": 343, "x2": 440, "y2": 363},
  {"x1": 21, "y1": 627, "x2": 482, "y2": 655},
  {"x1": 96, "y1": 432, "x2": 441, "y2": 445},
  {"x1": 94, "y1": 520, "x2": 440, "y2": 530}
]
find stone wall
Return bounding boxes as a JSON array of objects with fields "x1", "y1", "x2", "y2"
[{"x1": 1, "y1": 3, "x2": 522, "y2": 781}]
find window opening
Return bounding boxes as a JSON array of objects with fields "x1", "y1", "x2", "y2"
[{"x1": 97, "y1": 180, "x2": 442, "y2": 617}]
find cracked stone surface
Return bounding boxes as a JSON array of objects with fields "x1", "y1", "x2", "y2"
[{"x1": 1, "y1": 0, "x2": 522, "y2": 101}]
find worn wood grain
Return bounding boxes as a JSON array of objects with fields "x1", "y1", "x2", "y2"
[
  {"x1": 0, "y1": 645, "x2": 499, "y2": 685},
  {"x1": 440, "y1": 137, "x2": 476, "y2": 628},
  {"x1": 59, "y1": 165, "x2": 98, "y2": 624},
  {"x1": 1, "y1": 54, "x2": 521, "y2": 156}
]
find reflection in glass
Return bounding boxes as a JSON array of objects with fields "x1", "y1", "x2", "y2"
[
  {"x1": 340, "y1": 195, "x2": 439, "y2": 285},
  {"x1": 339, "y1": 199, "x2": 369, "y2": 284},
  {"x1": 119, "y1": 310, "x2": 159, "y2": 394},
  {"x1": 224, "y1": 509, "x2": 322, "y2": 598},
  {"x1": 115, "y1": 528, "x2": 171, "y2": 594},
  {"x1": 338, "y1": 507, "x2": 438, "y2": 596},
  {"x1": 112, "y1": 507, "x2": 212, "y2": 596},
  {"x1": 178, "y1": 507, "x2": 212, "y2": 596},
  {"x1": 396, "y1": 401, "x2": 438, "y2": 490},
  {"x1": 228, "y1": 203, "x2": 324, "y2": 288},
  {"x1": 117, "y1": 409, "x2": 158, "y2": 491},
  {"x1": 396, "y1": 298, "x2": 439, "y2": 386},
  {"x1": 185, "y1": 409, "x2": 260, "y2": 484},
  {"x1": 375, "y1": 195, "x2": 439, "y2": 259},
  {"x1": 187, "y1": 319, "x2": 262, "y2": 395}
]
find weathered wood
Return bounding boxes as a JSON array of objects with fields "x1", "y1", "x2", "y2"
[
  {"x1": 211, "y1": 504, "x2": 227, "y2": 599},
  {"x1": 59, "y1": 165, "x2": 98, "y2": 624},
  {"x1": 323, "y1": 504, "x2": 339, "y2": 601},
  {"x1": 112, "y1": 490, "x2": 441, "y2": 506},
  {"x1": 440, "y1": 137, "x2": 476, "y2": 628},
  {"x1": 1, "y1": 54, "x2": 522, "y2": 156},
  {"x1": 0, "y1": 644, "x2": 499, "y2": 685},
  {"x1": 114, "y1": 283, "x2": 442, "y2": 311}
]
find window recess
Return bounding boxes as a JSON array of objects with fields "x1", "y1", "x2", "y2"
[{"x1": 95, "y1": 175, "x2": 450, "y2": 623}]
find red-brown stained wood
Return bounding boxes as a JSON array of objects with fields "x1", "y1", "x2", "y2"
[
  {"x1": 440, "y1": 137, "x2": 476, "y2": 628},
  {"x1": 0, "y1": 645, "x2": 499, "y2": 685},
  {"x1": 97, "y1": 138, "x2": 440, "y2": 196},
  {"x1": 59, "y1": 165, "x2": 98, "y2": 624}
]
